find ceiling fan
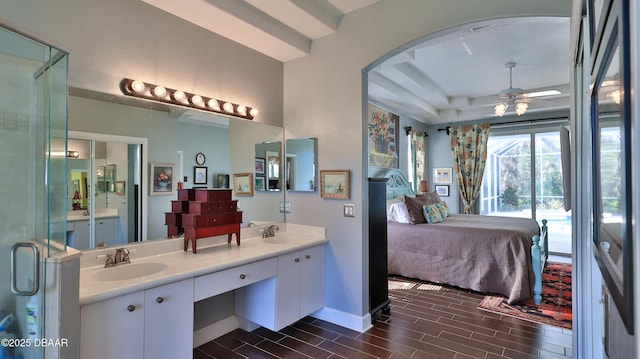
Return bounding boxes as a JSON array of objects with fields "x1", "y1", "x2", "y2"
[{"x1": 493, "y1": 62, "x2": 560, "y2": 117}]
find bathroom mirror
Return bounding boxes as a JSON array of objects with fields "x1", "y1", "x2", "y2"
[
  {"x1": 285, "y1": 137, "x2": 317, "y2": 192},
  {"x1": 254, "y1": 141, "x2": 282, "y2": 191},
  {"x1": 68, "y1": 87, "x2": 285, "y2": 250}
]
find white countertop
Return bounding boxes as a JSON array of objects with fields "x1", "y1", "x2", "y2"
[
  {"x1": 68, "y1": 208, "x2": 120, "y2": 222},
  {"x1": 78, "y1": 223, "x2": 327, "y2": 306}
]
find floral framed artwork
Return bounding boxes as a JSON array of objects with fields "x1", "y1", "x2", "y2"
[
  {"x1": 233, "y1": 172, "x2": 254, "y2": 196},
  {"x1": 435, "y1": 185, "x2": 449, "y2": 197},
  {"x1": 115, "y1": 180, "x2": 125, "y2": 195},
  {"x1": 150, "y1": 162, "x2": 175, "y2": 196},
  {"x1": 320, "y1": 170, "x2": 350, "y2": 199},
  {"x1": 194, "y1": 166, "x2": 208, "y2": 185},
  {"x1": 368, "y1": 103, "x2": 399, "y2": 168},
  {"x1": 255, "y1": 157, "x2": 265, "y2": 175},
  {"x1": 433, "y1": 167, "x2": 452, "y2": 184}
]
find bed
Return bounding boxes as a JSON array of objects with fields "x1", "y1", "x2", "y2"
[{"x1": 381, "y1": 169, "x2": 548, "y2": 304}]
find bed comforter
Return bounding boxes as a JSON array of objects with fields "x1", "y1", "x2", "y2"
[{"x1": 387, "y1": 214, "x2": 540, "y2": 304}]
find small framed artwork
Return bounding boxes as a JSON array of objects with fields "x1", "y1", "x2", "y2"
[
  {"x1": 433, "y1": 167, "x2": 453, "y2": 184},
  {"x1": 435, "y1": 185, "x2": 449, "y2": 197},
  {"x1": 255, "y1": 176, "x2": 266, "y2": 191},
  {"x1": 150, "y1": 162, "x2": 175, "y2": 196},
  {"x1": 233, "y1": 172, "x2": 254, "y2": 196},
  {"x1": 320, "y1": 170, "x2": 350, "y2": 199},
  {"x1": 194, "y1": 166, "x2": 208, "y2": 185},
  {"x1": 255, "y1": 157, "x2": 265, "y2": 175},
  {"x1": 217, "y1": 174, "x2": 229, "y2": 188},
  {"x1": 115, "y1": 181, "x2": 125, "y2": 195}
]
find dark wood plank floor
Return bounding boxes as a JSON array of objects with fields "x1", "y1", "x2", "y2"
[{"x1": 195, "y1": 277, "x2": 572, "y2": 358}]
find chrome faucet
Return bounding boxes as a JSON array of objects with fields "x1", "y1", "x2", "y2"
[
  {"x1": 104, "y1": 248, "x2": 130, "y2": 268},
  {"x1": 262, "y1": 225, "x2": 279, "y2": 238}
]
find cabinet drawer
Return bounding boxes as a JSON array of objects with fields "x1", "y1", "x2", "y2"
[
  {"x1": 182, "y1": 211, "x2": 242, "y2": 227},
  {"x1": 194, "y1": 188, "x2": 232, "y2": 202},
  {"x1": 194, "y1": 258, "x2": 277, "y2": 301},
  {"x1": 189, "y1": 200, "x2": 238, "y2": 215}
]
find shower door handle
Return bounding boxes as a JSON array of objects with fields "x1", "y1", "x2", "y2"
[{"x1": 10, "y1": 242, "x2": 40, "y2": 296}]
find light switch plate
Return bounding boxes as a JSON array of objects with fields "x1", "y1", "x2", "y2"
[
  {"x1": 343, "y1": 204, "x2": 355, "y2": 217},
  {"x1": 284, "y1": 201, "x2": 291, "y2": 213}
]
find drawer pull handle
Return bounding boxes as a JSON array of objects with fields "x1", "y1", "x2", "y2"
[
  {"x1": 127, "y1": 305, "x2": 136, "y2": 312},
  {"x1": 305, "y1": 255, "x2": 311, "y2": 259},
  {"x1": 295, "y1": 258, "x2": 300, "y2": 263},
  {"x1": 156, "y1": 297, "x2": 164, "y2": 304},
  {"x1": 239, "y1": 274, "x2": 246, "y2": 279}
]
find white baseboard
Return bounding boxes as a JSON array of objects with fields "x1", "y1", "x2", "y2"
[
  {"x1": 193, "y1": 315, "x2": 241, "y2": 348},
  {"x1": 311, "y1": 307, "x2": 373, "y2": 333}
]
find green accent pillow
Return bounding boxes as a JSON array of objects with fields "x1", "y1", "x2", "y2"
[{"x1": 422, "y1": 203, "x2": 443, "y2": 224}]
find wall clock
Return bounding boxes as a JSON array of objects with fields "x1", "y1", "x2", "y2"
[{"x1": 195, "y1": 152, "x2": 206, "y2": 165}]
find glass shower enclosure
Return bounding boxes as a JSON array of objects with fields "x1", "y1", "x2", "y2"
[{"x1": 0, "y1": 21, "x2": 68, "y2": 359}]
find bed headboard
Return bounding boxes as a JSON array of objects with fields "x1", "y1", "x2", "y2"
[{"x1": 373, "y1": 168, "x2": 415, "y2": 199}]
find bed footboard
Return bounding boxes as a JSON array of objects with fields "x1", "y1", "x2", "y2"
[{"x1": 531, "y1": 219, "x2": 549, "y2": 305}]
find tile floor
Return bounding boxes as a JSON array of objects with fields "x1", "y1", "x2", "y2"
[{"x1": 195, "y1": 277, "x2": 572, "y2": 358}]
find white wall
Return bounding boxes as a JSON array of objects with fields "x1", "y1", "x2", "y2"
[{"x1": 284, "y1": 0, "x2": 571, "y2": 327}]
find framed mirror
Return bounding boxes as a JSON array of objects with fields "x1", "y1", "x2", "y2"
[
  {"x1": 590, "y1": 0, "x2": 633, "y2": 334},
  {"x1": 285, "y1": 137, "x2": 317, "y2": 192}
]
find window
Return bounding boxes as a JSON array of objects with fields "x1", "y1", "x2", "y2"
[{"x1": 480, "y1": 126, "x2": 572, "y2": 255}]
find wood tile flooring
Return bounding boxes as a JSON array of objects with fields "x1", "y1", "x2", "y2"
[{"x1": 195, "y1": 277, "x2": 572, "y2": 359}]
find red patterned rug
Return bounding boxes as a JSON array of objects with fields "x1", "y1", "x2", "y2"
[{"x1": 477, "y1": 262, "x2": 572, "y2": 329}]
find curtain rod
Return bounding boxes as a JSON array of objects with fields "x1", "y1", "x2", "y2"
[{"x1": 437, "y1": 117, "x2": 568, "y2": 135}]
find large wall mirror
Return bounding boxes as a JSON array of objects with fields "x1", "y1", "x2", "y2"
[
  {"x1": 68, "y1": 88, "x2": 285, "y2": 251},
  {"x1": 590, "y1": 0, "x2": 634, "y2": 334},
  {"x1": 285, "y1": 137, "x2": 317, "y2": 192}
]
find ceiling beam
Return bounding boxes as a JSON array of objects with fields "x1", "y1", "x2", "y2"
[
  {"x1": 289, "y1": 0, "x2": 343, "y2": 30},
  {"x1": 394, "y1": 62, "x2": 449, "y2": 105},
  {"x1": 206, "y1": 0, "x2": 311, "y2": 54},
  {"x1": 368, "y1": 72, "x2": 439, "y2": 117}
]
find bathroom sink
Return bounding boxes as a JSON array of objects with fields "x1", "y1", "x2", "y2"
[{"x1": 92, "y1": 262, "x2": 168, "y2": 281}]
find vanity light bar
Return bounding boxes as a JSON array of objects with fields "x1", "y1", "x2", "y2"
[{"x1": 119, "y1": 78, "x2": 258, "y2": 120}]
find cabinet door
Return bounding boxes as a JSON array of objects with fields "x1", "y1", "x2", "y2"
[
  {"x1": 300, "y1": 245, "x2": 325, "y2": 316},
  {"x1": 96, "y1": 218, "x2": 117, "y2": 247},
  {"x1": 80, "y1": 291, "x2": 144, "y2": 359},
  {"x1": 276, "y1": 250, "x2": 302, "y2": 329},
  {"x1": 144, "y1": 279, "x2": 194, "y2": 359},
  {"x1": 73, "y1": 220, "x2": 91, "y2": 249}
]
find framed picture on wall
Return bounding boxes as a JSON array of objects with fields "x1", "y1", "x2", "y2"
[
  {"x1": 255, "y1": 176, "x2": 266, "y2": 191},
  {"x1": 255, "y1": 157, "x2": 265, "y2": 175},
  {"x1": 149, "y1": 162, "x2": 175, "y2": 196},
  {"x1": 320, "y1": 170, "x2": 350, "y2": 199},
  {"x1": 433, "y1": 168, "x2": 452, "y2": 184},
  {"x1": 194, "y1": 166, "x2": 208, "y2": 185},
  {"x1": 115, "y1": 180, "x2": 125, "y2": 195},
  {"x1": 435, "y1": 185, "x2": 449, "y2": 197},
  {"x1": 368, "y1": 103, "x2": 399, "y2": 169},
  {"x1": 233, "y1": 172, "x2": 253, "y2": 196}
]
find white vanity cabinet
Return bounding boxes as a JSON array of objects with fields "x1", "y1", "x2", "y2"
[
  {"x1": 80, "y1": 278, "x2": 194, "y2": 359},
  {"x1": 236, "y1": 244, "x2": 325, "y2": 331},
  {"x1": 69, "y1": 217, "x2": 118, "y2": 249}
]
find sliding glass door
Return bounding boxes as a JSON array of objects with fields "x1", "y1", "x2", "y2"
[{"x1": 480, "y1": 127, "x2": 572, "y2": 255}]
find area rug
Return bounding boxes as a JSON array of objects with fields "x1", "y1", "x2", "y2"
[{"x1": 477, "y1": 262, "x2": 572, "y2": 329}]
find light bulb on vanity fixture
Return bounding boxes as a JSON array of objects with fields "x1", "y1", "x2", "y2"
[{"x1": 119, "y1": 78, "x2": 258, "y2": 120}]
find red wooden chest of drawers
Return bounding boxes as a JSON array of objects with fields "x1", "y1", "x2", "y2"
[{"x1": 165, "y1": 188, "x2": 242, "y2": 253}]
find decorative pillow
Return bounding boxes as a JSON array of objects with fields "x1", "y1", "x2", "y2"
[
  {"x1": 387, "y1": 202, "x2": 411, "y2": 223},
  {"x1": 416, "y1": 191, "x2": 442, "y2": 206},
  {"x1": 434, "y1": 201, "x2": 451, "y2": 218},
  {"x1": 403, "y1": 195, "x2": 428, "y2": 224},
  {"x1": 422, "y1": 204, "x2": 443, "y2": 224},
  {"x1": 386, "y1": 196, "x2": 404, "y2": 212}
]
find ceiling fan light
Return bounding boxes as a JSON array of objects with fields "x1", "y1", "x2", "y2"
[
  {"x1": 494, "y1": 103, "x2": 507, "y2": 117},
  {"x1": 515, "y1": 102, "x2": 528, "y2": 116}
]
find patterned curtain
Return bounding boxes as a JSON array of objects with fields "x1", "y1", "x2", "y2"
[
  {"x1": 410, "y1": 129, "x2": 427, "y2": 191},
  {"x1": 450, "y1": 124, "x2": 490, "y2": 214}
]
